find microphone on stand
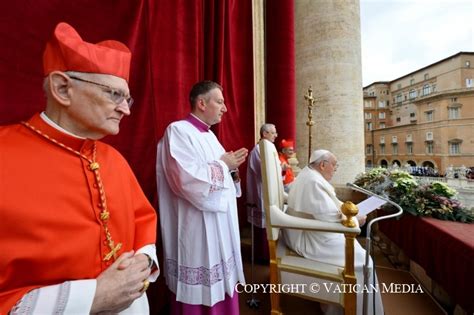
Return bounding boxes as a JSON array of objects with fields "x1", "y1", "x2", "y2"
[{"x1": 346, "y1": 183, "x2": 404, "y2": 315}]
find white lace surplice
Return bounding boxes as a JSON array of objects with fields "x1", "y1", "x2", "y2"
[{"x1": 157, "y1": 120, "x2": 245, "y2": 307}]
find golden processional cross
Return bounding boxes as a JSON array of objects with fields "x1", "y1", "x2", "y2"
[{"x1": 304, "y1": 86, "x2": 315, "y2": 162}]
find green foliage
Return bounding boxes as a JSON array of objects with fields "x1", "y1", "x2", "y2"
[
  {"x1": 354, "y1": 169, "x2": 473, "y2": 223},
  {"x1": 390, "y1": 170, "x2": 418, "y2": 196},
  {"x1": 429, "y1": 181, "x2": 456, "y2": 198}
]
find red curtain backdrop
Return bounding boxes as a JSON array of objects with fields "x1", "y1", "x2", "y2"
[
  {"x1": 0, "y1": 0, "x2": 256, "y2": 202},
  {"x1": 0, "y1": 0, "x2": 294, "y2": 313},
  {"x1": 265, "y1": 0, "x2": 296, "y2": 145}
]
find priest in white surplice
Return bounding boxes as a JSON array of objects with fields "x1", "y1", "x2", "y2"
[
  {"x1": 156, "y1": 80, "x2": 248, "y2": 315},
  {"x1": 283, "y1": 149, "x2": 384, "y2": 315},
  {"x1": 246, "y1": 123, "x2": 278, "y2": 262}
]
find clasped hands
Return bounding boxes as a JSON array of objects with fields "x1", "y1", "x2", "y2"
[
  {"x1": 221, "y1": 147, "x2": 248, "y2": 170},
  {"x1": 90, "y1": 251, "x2": 156, "y2": 314}
]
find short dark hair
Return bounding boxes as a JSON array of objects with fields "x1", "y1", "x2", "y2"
[{"x1": 189, "y1": 80, "x2": 223, "y2": 109}]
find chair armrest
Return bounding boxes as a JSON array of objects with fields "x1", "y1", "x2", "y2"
[{"x1": 269, "y1": 205, "x2": 360, "y2": 235}]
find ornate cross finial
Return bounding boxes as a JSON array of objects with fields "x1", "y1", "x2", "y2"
[{"x1": 305, "y1": 86, "x2": 315, "y2": 161}]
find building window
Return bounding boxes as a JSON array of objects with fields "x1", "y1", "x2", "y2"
[
  {"x1": 367, "y1": 122, "x2": 373, "y2": 131},
  {"x1": 426, "y1": 142, "x2": 434, "y2": 154},
  {"x1": 386, "y1": 100, "x2": 390, "y2": 106},
  {"x1": 392, "y1": 136, "x2": 398, "y2": 143},
  {"x1": 410, "y1": 79, "x2": 415, "y2": 85},
  {"x1": 396, "y1": 117, "x2": 401, "y2": 122},
  {"x1": 424, "y1": 73, "x2": 429, "y2": 80},
  {"x1": 425, "y1": 111, "x2": 433, "y2": 122},
  {"x1": 410, "y1": 112, "x2": 415, "y2": 118},
  {"x1": 380, "y1": 144, "x2": 385, "y2": 155},
  {"x1": 364, "y1": 100, "x2": 372, "y2": 108},
  {"x1": 466, "y1": 78, "x2": 473, "y2": 88},
  {"x1": 378, "y1": 101, "x2": 385, "y2": 108},
  {"x1": 409, "y1": 89, "x2": 417, "y2": 99},
  {"x1": 397, "y1": 83, "x2": 402, "y2": 89},
  {"x1": 365, "y1": 112, "x2": 372, "y2": 119},
  {"x1": 392, "y1": 143, "x2": 398, "y2": 155},
  {"x1": 379, "y1": 122, "x2": 386, "y2": 129},
  {"x1": 466, "y1": 60, "x2": 471, "y2": 68},
  {"x1": 379, "y1": 112, "x2": 386, "y2": 119},
  {"x1": 396, "y1": 94, "x2": 402, "y2": 103},
  {"x1": 448, "y1": 107, "x2": 460, "y2": 119},
  {"x1": 451, "y1": 97, "x2": 457, "y2": 103},
  {"x1": 423, "y1": 84, "x2": 431, "y2": 95},
  {"x1": 406, "y1": 143, "x2": 413, "y2": 154},
  {"x1": 426, "y1": 132, "x2": 433, "y2": 141},
  {"x1": 366, "y1": 145, "x2": 373, "y2": 155},
  {"x1": 449, "y1": 143, "x2": 461, "y2": 154}
]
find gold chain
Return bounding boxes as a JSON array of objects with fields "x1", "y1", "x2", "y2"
[{"x1": 22, "y1": 121, "x2": 122, "y2": 261}]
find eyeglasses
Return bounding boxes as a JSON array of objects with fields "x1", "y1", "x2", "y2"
[
  {"x1": 68, "y1": 75, "x2": 134, "y2": 108},
  {"x1": 323, "y1": 160, "x2": 339, "y2": 170}
]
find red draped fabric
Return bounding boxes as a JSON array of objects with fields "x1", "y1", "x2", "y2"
[
  {"x1": 379, "y1": 215, "x2": 474, "y2": 313},
  {"x1": 0, "y1": 0, "x2": 295, "y2": 313},
  {"x1": 265, "y1": 0, "x2": 296, "y2": 143},
  {"x1": 0, "y1": 0, "x2": 256, "y2": 203}
]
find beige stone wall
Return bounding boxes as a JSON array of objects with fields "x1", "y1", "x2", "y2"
[
  {"x1": 295, "y1": 0, "x2": 364, "y2": 186},
  {"x1": 390, "y1": 54, "x2": 467, "y2": 93}
]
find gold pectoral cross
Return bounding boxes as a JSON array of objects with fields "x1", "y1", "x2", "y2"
[
  {"x1": 103, "y1": 241, "x2": 122, "y2": 261},
  {"x1": 89, "y1": 162, "x2": 100, "y2": 171}
]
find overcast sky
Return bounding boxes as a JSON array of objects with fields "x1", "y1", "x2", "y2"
[{"x1": 360, "y1": 0, "x2": 474, "y2": 87}]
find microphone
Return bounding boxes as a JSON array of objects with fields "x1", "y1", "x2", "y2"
[{"x1": 347, "y1": 182, "x2": 404, "y2": 315}]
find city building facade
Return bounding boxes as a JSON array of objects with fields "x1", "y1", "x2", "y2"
[{"x1": 363, "y1": 52, "x2": 474, "y2": 174}]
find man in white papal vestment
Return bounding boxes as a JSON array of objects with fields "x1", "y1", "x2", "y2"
[{"x1": 284, "y1": 149, "x2": 384, "y2": 315}]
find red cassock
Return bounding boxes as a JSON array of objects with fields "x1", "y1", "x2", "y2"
[
  {"x1": 0, "y1": 113, "x2": 157, "y2": 313},
  {"x1": 279, "y1": 153, "x2": 295, "y2": 185}
]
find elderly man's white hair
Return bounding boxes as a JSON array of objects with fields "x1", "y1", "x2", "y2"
[
  {"x1": 259, "y1": 123, "x2": 276, "y2": 137},
  {"x1": 309, "y1": 149, "x2": 332, "y2": 165}
]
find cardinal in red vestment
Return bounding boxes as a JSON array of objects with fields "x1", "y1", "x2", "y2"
[
  {"x1": 279, "y1": 138, "x2": 296, "y2": 190},
  {"x1": 0, "y1": 22, "x2": 158, "y2": 314}
]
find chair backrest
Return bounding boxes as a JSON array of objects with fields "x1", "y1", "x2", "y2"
[{"x1": 259, "y1": 139, "x2": 285, "y2": 241}]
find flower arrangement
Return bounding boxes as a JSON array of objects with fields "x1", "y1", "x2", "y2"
[{"x1": 354, "y1": 168, "x2": 473, "y2": 223}]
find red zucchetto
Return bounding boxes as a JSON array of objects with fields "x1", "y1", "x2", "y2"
[
  {"x1": 280, "y1": 139, "x2": 294, "y2": 149},
  {"x1": 43, "y1": 22, "x2": 131, "y2": 81}
]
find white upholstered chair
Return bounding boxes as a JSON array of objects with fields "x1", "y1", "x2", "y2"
[{"x1": 259, "y1": 139, "x2": 361, "y2": 315}]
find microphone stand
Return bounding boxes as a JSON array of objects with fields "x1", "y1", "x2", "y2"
[{"x1": 346, "y1": 183, "x2": 404, "y2": 315}]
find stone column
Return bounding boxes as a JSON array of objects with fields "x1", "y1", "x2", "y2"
[
  {"x1": 252, "y1": 0, "x2": 265, "y2": 143},
  {"x1": 295, "y1": 0, "x2": 364, "y2": 186}
]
